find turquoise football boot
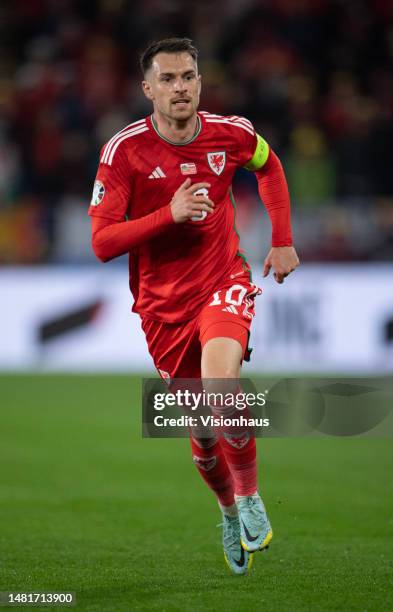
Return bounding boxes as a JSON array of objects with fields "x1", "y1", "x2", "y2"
[
  {"x1": 221, "y1": 513, "x2": 253, "y2": 575},
  {"x1": 236, "y1": 493, "x2": 273, "y2": 552}
]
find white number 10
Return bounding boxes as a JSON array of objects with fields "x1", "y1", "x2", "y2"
[{"x1": 209, "y1": 284, "x2": 247, "y2": 306}]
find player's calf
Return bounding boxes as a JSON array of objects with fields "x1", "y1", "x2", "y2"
[{"x1": 190, "y1": 435, "x2": 235, "y2": 507}]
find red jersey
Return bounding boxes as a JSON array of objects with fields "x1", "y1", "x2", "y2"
[{"x1": 88, "y1": 111, "x2": 259, "y2": 322}]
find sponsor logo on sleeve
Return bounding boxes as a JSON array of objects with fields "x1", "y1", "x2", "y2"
[{"x1": 91, "y1": 180, "x2": 105, "y2": 206}]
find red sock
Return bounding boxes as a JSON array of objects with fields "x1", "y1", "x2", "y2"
[
  {"x1": 190, "y1": 436, "x2": 235, "y2": 507},
  {"x1": 218, "y1": 432, "x2": 257, "y2": 496},
  {"x1": 210, "y1": 390, "x2": 258, "y2": 497}
]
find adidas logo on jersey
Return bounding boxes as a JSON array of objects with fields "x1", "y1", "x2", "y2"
[
  {"x1": 148, "y1": 167, "x2": 166, "y2": 179},
  {"x1": 222, "y1": 305, "x2": 238, "y2": 314}
]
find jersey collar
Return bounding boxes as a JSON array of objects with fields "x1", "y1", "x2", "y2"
[{"x1": 149, "y1": 114, "x2": 202, "y2": 146}]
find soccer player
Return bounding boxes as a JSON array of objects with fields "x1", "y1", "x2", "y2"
[{"x1": 89, "y1": 37, "x2": 299, "y2": 575}]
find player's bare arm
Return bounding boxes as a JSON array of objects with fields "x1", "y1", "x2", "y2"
[{"x1": 170, "y1": 178, "x2": 214, "y2": 223}]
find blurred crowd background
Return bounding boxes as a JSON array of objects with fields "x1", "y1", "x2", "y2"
[{"x1": 0, "y1": 0, "x2": 392, "y2": 265}]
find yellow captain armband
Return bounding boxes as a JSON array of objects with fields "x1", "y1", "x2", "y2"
[{"x1": 244, "y1": 133, "x2": 270, "y2": 171}]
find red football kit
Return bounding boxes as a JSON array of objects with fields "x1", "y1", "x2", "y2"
[{"x1": 89, "y1": 111, "x2": 292, "y2": 379}]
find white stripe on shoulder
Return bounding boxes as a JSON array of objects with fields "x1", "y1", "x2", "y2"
[
  {"x1": 229, "y1": 115, "x2": 254, "y2": 130},
  {"x1": 201, "y1": 112, "x2": 224, "y2": 119},
  {"x1": 205, "y1": 118, "x2": 254, "y2": 136},
  {"x1": 101, "y1": 119, "x2": 146, "y2": 161},
  {"x1": 202, "y1": 112, "x2": 255, "y2": 134},
  {"x1": 201, "y1": 111, "x2": 253, "y2": 127},
  {"x1": 104, "y1": 126, "x2": 149, "y2": 165},
  {"x1": 101, "y1": 119, "x2": 147, "y2": 164},
  {"x1": 101, "y1": 121, "x2": 147, "y2": 164}
]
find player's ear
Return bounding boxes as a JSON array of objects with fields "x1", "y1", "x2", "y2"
[{"x1": 142, "y1": 80, "x2": 154, "y2": 101}]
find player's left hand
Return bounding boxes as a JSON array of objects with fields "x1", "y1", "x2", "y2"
[{"x1": 263, "y1": 246, "x2": 300, "y2": 284}]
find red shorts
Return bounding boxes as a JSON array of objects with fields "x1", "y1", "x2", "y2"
[{"x1": 141, "y1": 271, "x2": 261, "y2": 380}]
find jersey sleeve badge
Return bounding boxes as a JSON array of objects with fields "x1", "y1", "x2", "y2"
[{"x1": 91, "y1": 180, "x2": 105, "y2": 206}]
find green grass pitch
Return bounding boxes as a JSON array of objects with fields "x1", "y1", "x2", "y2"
[{"x1": 1, "y1": 374, "x2": 392, "y2": 611}]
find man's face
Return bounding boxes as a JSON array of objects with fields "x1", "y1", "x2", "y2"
[{"x1": 142, "y1": 52, "x2": 201, "y2": 121}]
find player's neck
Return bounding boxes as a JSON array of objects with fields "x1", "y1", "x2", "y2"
[{"x1": 152, "y1": 112, "x2": 199, "y2": 144}]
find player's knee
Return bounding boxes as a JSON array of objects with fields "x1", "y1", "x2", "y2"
[
  {"x1": 201, "y1": 350, "x2": 242, "y2": 382},
  {"x1": 216, "y1": 365, "x2": 239, "y2": 379},
  {"x1": 202, "y1": 372, "x2": 239, "y2": 397}
]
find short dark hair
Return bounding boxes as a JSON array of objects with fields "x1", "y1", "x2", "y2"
[{"x1": 140, "y1": 37, "x2": 198, "y2": 74}]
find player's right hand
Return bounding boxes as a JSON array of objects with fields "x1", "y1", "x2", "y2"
[{"x1": 170, "y1": 178, "x2": 215, "y2": 223}]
